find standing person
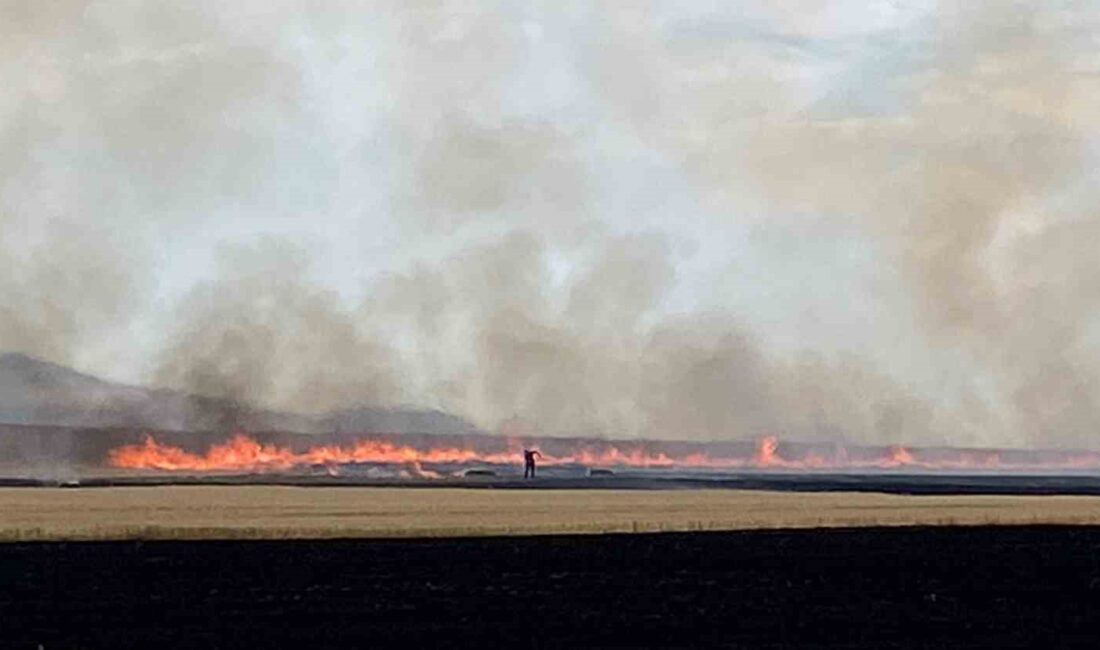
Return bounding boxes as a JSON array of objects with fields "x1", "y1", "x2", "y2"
[{"x1": 523, "y1": 449, "x2": 542, "y2": 479}]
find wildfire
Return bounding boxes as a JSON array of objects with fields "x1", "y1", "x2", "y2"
[
  {"x1": 886, "y1": 445, "x2": 916, "y2": 467},
  {"x1": 755, "y1": 436, "x2": 780, "y2": 466},
  {"x1": 107, "y1": 434, "x2": 519, "y2": 472},
  {"x1": 105, "y1": 433, "x2": 1100, "y2": 475}
]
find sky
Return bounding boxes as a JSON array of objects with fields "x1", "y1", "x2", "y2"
[{"x1": 3, "y1": 1, "x2": 1100, "y2": 448}]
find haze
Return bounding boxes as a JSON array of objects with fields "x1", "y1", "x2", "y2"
[{"x1": 3, "y1": 2, "x2": 1099, "y2": 449}]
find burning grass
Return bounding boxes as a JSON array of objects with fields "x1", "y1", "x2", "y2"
[
  {"x1": 106, "y1": 433, "x2": 1100, "y2": 474},
  {"x1": 4, "y1": 486, "x2": 1100, "y2": 541}
]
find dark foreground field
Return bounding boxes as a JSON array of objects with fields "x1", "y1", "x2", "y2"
[{"x1": 3, "y1": 526, "x2": 1099, "y2": 649}]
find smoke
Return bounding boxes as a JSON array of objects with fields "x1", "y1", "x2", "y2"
[
  {"x1": 411, "y1": 116, "x2": 589, "y2": 229},
  {"x1": 0, "y1": 0, "x2": 298, "y2": 374},
  {"x1": 155, "y1": 240, "x2": 398, "y2": 418},
  {"x1": 0, "y1": 221, "x2": 141, "y2": 368},
  {"x1": 2, "y1": 2, "x2": 1099, "y2": 448},
  {"x1": 153, "y1": 230, "x2": 953, "y2": 444},
  {"x1": 579, "y1": 2, "x2": 1100, "y2": 447}
]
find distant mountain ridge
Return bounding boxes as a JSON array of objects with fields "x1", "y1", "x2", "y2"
[{"x1": 0, "y1": 352, "x2": 481, "y2": 435}]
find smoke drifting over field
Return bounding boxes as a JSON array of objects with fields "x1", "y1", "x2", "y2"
[{"x1": 3, "y1": 2, "x2": 1099, "y2": 449}]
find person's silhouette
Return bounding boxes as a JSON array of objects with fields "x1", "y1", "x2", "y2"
[{"x1": 523, "y1": 449, "x2": 542, "y2": 479}]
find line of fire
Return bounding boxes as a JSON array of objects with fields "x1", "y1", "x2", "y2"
[{"x1": 105, "y1": 432, "x2": 1100, "y2": 477}]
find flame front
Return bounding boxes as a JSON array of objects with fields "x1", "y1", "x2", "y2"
[
  {"x1": 106, "y1": 433, "x2": 1100, "y2": 475},
  {"x1": 107, "y1": 434, "x2": 519, "y2": 471}
]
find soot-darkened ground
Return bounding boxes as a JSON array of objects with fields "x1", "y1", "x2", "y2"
[{"x1": 3, "y1": 526, "x2": 1100, "y2": 649}]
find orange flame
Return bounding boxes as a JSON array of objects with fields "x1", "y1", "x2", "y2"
[
  {"x1": 885, "y1": 445, "x2": 916, "y2": 467},
  {"x1": 106, "y1": 433, "x2": 1100, "y2": 475},
  {"x1": 754, "y1": 435, "x2": 780, "y2": 466},
  {"x1": 107, "y1": 434, "x2": 519, "y2": 472}
]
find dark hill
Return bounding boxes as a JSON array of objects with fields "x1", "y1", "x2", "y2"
[{"x1": 0, "y1": 352, "x2": 480, "y2": 435}]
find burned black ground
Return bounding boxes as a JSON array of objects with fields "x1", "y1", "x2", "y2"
[
  {"x1": 16, "y1": 471, "x2": 1100, "y2": 496},
  {"x1": 3, "y1": 526, "x2": 1100, "y2": 648}
]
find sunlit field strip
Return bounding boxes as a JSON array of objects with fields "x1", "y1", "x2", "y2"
[{"x1": 5, "y1": 487, "x2": 1100, "y2": 541}]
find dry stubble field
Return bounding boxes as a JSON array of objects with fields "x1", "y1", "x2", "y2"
[{"x1": 5, "y1": 485, "x2": 1100, "y2": 541}]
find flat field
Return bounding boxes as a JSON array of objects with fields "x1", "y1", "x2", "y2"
[
  {"x1": 6, "y1": 527, "x2": 1100, "y2": 648},
  {"x1": 6, "y1": 486, "x2": 1100, "y2": 541}
]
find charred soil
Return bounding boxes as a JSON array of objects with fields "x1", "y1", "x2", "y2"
[{"x1": 3, "y1": 526, "x2": 1099, "y2": 648}]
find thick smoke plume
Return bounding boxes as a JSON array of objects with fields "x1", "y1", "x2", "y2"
[
  {"x1": 157, "y1": 231, "x2": 950, "y2": 445},
  {"x1": 2, "y1": 2, "x2": 1099, "y2": 449}
]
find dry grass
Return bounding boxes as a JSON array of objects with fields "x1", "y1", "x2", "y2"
[{"x1": 3, "y1": 486, "x2": 1100, "y2": 542}]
